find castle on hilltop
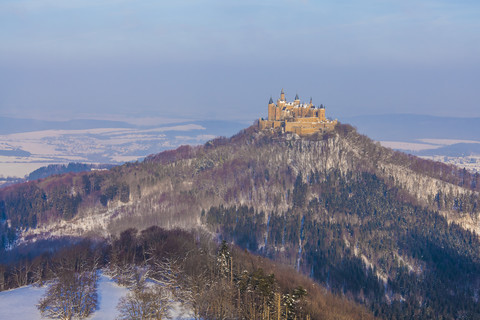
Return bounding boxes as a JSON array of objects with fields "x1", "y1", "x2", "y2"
[{"x1": 258, "y1": 89, "x2": 337, "y2": 136}]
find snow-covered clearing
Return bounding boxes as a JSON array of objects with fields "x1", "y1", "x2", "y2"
[
  {"x1": 0, "y1": 284, "x2": 46, "y2": 319},
  {"x1": 0, "y1": 274, "x2": 193, "y2": 320},
  {"x1": 0, "y1": 274, "x2": 128, "y2": 320},
  {"x1": 379, "y1": 141, "x2": 440, "y2": 152}
]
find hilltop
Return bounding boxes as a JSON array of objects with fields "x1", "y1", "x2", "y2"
[{"x1": 2, "y1": 123, "x2": 477, "y2": 237}]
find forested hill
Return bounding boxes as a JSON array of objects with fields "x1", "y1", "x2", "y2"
[{"x1": 1, "y1": 123, "x2": 480, "y2": 318}]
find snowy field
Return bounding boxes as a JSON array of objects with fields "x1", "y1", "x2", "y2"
[
  {"x1": 379, "y1": 141, "x2": 440, "y2": 152},
  {"x1": 380, "y1": 138, "x2": 480, "y2": 152},
  {"x1": 0, "y1": 274, "x2": 192, "y2": 320},
  {"x1": 0, "y1": 274, "x2": 128, "y2": 320},
  {"x1": 0, "y1": 125, "x2": 215, "y2": 178}
]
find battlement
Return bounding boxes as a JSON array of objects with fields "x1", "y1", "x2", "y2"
[{"x1": 259, "y1": 89, "x2": 337, "y2": 136}]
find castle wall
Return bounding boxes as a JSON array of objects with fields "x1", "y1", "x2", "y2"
[{"x1": 259, "y1": 119, "x2": 283, "y2": 130}]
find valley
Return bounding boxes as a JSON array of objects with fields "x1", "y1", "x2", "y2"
[{"x1": 0, "y1": 117, "x2": 246, "y2": 179}]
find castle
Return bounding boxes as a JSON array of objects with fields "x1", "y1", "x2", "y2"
[{"x1": 258, "y1": 89, "x2": 337, "y2": 136}]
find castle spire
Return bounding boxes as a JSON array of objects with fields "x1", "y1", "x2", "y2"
[
  {"x1": 295, "y1": 93, "x2": 299, "y2": 100},
  {"x1": 269, "y1": 96, "x2": 274, "y2": 104},
  {"x1": 280, "y1": 88, "x2": 285, "y2": 101}
]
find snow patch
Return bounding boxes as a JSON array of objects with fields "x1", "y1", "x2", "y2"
[
  {"x1": 0, "y1": 274, "x2": 128, "y2": 320},
  {"x1": 0, "y1": 274, "x2": 193, "y2": 320}
]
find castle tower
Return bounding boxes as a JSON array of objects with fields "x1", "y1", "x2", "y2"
[
  {"x1": 318, "y1": 104, "x2": 326, "y2": 121},
  {"x1": 278, "y1": 88, "x2": 286, "y2": 108},
  {"x1": 294, "y1": 93, "x2": 300, "y2": 106},
  {"x1": 268, "y1": 97, "x2": 275, "y2": 121},
  {"x1": 306, "y1": 97, "x2": 314, "y2": 116}
]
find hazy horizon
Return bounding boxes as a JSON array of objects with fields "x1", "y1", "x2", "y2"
[
  {"x1": 1, "y1": 0, "x2": 479, "y2": 122},
  {"x1": 1, "y1": 0, "x2": 480, "y2": 179}
]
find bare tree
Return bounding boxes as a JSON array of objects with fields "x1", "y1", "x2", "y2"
[
  {"x1": 116, "y1": 282, "x2": 171, "y2": 320},
  {"x1": 11, "y1": 260, "x2": 32, "y2": 287},
  {"x1": 0, "y1": 264, "x2": 6, "y2": 291},
  {"x1": 181, "y1": 270, "x2": 213, "y2": 320},
  {"x1": 37, "y1": 270, "x2": 99, "y2": 320},
  {"x1": 149, "y1": 257, "x2": 183, "y2": 295},
  {"x1": 105, "y1": 262, "x2": 141, "y2": 288}
]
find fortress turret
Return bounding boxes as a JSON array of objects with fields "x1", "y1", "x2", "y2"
[
  {"x1": 294, "y1": 93, "x2": 300, "y2": 106},
  {"x1": 268, "y1": 97, "x2": 275, "y2": 121}
]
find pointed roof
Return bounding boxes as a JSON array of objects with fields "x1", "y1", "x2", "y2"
[
  {"x1": 269, "y1": 97, "x2": 273, "y2": 104},
  {"x1": 295, "y1": 93, "x2": 299, "y2": 100},
  {"x1": 281, "y1": 88, "x2": 284, "y2": 94},
  {"x1": 309, "y1": 97, "x2": 313, "y2": 103}
]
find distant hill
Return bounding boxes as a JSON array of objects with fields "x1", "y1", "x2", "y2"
[
  {"x1": 414, "y1": 142, "x2": 480, "y2": 157},
  {"x1": 0, "y1": 163, "x2": 115, "y2": 189},
  {"x1": 0, "y1": 116, "x2": 247, "y2": 136},
  {"x1": 343, "y1": 114, "x2": 480, "y2": 141},
  {"x1": 26, "y1": 163, "x2": 115, "y2": 181},
  {"x1": 1, "y1": 124, "x2": 480, "y2": 318},
  {"x1": 0, "y1": 117, "x2": 136, "y2": 135}
]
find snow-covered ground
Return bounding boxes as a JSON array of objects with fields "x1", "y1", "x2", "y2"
[
  {"x1": 0, "y1": 274, "x2": 193, "y2": 320},
  {"x1": 0, "y1": 275, "x2": 128, "y2": 320},
  {"x1": 0, "y1": 284, "x2": 46, "y2": 319},
  {"x1": 419, "y1": 155, "x2": 480, "y2": 173},
  {"x1": 380, "y1": 138, "x2": 480, "y2": 152},
  {"x1": 379, "y1": 141, "x2": 440, "y2": 152},
  {"x1": 0, "y1": 125, "x2": 215, "y2": 178},
  {"x1": 90, "y1": 275, "x2": 129, "y2": 320}
]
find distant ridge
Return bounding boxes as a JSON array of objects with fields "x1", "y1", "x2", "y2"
[
  {"x1": 343, "y1": 114, "x2": 480, "y2": 141},
  {"x1": 0, "y1": 117, "x2": 248, "y2": 136},
  {"x1": 415, "y1": 142, "x2": 480, "y2": 157},
  {"x1": 0, "y1": 117, "x2": 135, "y2": 135}
]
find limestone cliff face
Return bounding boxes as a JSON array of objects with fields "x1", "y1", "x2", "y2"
[{"x1": 5, "y1": 124, "x2": 479, "y2": 242}]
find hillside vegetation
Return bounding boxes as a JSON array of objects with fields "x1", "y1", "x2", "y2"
[
  {"x1": 1, "y1": 123, "x2": 480, "y2": 318},
  {"x1": 0, "y1": 228, "x2": 375, "y2": 320}
]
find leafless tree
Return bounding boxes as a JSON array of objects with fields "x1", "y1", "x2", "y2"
[
  {"x1": 149, "y1": 257, "x2": 183, "y2": 294},
  {"x1": 116, "y1": 282, "x2": 172, "y2": 320},
  {"x1": 0, "y1": 264, "x2": 6, "y2": 291},
  {"x1": 11, "y1": 260, "x2": 32, "y2": 287},
  {"x1": 37, "y1": 270, "x2": 99, "y2": 320},
  {"x1": 181, "y1": 269, "x2": 213, "y2": 320},
  {"x1": 105, "y1": 262, "x2": 141, "y2": 288}
]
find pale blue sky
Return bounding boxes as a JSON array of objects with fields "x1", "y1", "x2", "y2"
[{"x1": 1, "y1": 0, "x2": 479, "y2": 122}]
